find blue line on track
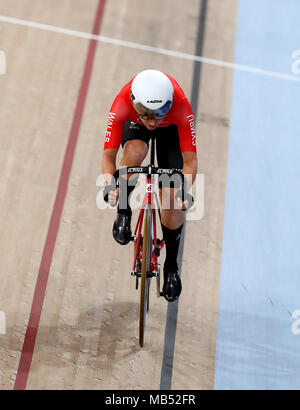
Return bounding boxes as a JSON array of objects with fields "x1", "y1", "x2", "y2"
[{"x1": 160, "y1": 0, "x2": 207, "y2": 390}]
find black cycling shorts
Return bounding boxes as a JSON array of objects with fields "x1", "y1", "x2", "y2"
[{"x1": 121, "y1": 121, "x2": 183, "y2": 169}]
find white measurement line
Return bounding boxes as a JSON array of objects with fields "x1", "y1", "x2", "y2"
[{"x1": 1, "y1": 14, "x2": 300, "y2": 83}]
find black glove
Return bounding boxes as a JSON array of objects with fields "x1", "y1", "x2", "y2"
[
  {"x1": 175, "y1": 190, "x2": 194, "y2": 210},
  {"x1": 103, "y1": 184, "x2": 115, "y2": 204}
]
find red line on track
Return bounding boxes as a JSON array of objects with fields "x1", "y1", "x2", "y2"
[{"x1": 14, "y1": 0, "x2": 106, "y2": 390}]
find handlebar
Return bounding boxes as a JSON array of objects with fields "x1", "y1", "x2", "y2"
[
  {"x1": 104, "y1": 166, "x2": 193, "y2": 209},
  {"x1": 112, "y1": 166, "x2": 184, "y2": 188}
]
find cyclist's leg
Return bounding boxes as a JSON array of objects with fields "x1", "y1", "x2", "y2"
[
  {"x1": 112, "y1": 121, "x2": 150, "y2": 245},
  {"x1": 118, "y1": 121, "x2": 150, "y2": 212},
  {"x1": 120, "y1": 139, "x2": 148, "y2": 167},
  {"x1": 156, "y1": 126, "x2": 184, "y2": 300},
  {"x1": 121, "y1": 120, "x2": 150, "y2": 160},
  {"x1": 156, "y1": 123, "x2": 184, "y2": 233}
]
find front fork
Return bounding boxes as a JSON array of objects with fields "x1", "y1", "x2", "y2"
[{"x1": 131, "y1": 187, "x2": 164, "y2": 297}]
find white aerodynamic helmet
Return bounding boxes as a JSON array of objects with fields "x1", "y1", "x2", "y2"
[{"x1": 130, "y1": 69, "x2": 174, "y2": 118}]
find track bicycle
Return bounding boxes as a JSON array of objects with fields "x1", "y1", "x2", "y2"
[{"x1": 108, "y1": 136, "x2": 188, "y2": 347}]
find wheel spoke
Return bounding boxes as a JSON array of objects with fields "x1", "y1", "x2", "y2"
[{"x1": 139, "y1": 205, "x2": 152, "y2": 347}]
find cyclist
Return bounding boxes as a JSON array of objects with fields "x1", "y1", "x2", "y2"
[{"x1": 101, "y1": 69, "x2": 197, "y2": 302}]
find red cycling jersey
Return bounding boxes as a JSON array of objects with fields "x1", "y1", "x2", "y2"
[{"x1": 103, "y1": 74, "x2": 196, "y2": 153}]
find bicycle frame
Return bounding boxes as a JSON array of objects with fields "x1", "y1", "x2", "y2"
[{"x1": 132, "y1": 171, "x2": 164, "y2": 282}]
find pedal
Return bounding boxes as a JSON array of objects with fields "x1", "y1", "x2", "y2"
[
  {"x1": 147, "y1": 271, "x2": 158, "y2": 278},
  {"x1": 131, "y1": 271, "x2": 141, "y2": 278},
  {"x1": 131, "y1": 271, "x2": 140, "y2": 290}
]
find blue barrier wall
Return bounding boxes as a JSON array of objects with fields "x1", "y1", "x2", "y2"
[{"x1": 214, "y1": 0, "x2": 300, "y2": 390}]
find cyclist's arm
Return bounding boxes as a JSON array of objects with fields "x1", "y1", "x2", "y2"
[
  {"x1": 101, "y1": 148, "x2": 118, "y2": 185},
  {"x1": 182, "y1": 151, "x2": 198, "y2": 191},
  {"x1": 102, "y1": 87, "x2": 131, "y2": 184},
  {"x1": 174, "y1": 97, "x2": 197, "y2": 191}
]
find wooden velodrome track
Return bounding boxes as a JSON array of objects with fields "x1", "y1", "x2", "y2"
[{"x1": 0, "y1": 0, "x2": 237, "y2": 390}]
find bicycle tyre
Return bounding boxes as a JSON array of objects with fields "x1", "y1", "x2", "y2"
[{"x1": 139, "y1": 204, "x2": 152, "y2": 347}]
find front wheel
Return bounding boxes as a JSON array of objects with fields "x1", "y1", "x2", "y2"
[{"x1": 139, "y1": 204, "x2": 152, "y2": 347}]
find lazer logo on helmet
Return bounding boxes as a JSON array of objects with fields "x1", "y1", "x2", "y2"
[{"x1": 147, "y1": 100, "x2": 163, "y2": 103}]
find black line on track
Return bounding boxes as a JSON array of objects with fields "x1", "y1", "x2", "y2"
[{"x1": 160, "y1": 0, "x2": 207, "y2": 390}]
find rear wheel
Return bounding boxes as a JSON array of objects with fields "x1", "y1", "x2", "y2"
[{"x1": 139, "y1": 204, "x2": 152, "y2": 347}]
